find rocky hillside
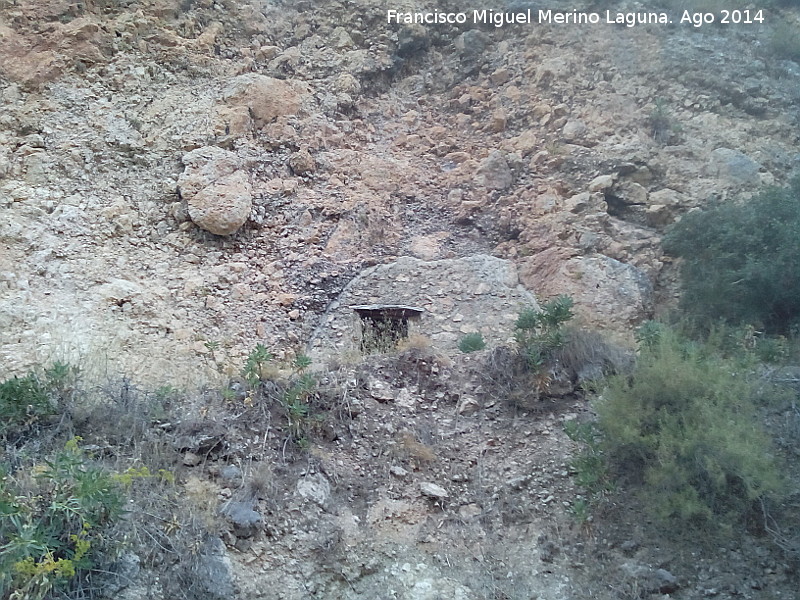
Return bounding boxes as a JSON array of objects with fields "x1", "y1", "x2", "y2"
[
  {"x1": 2, "y1": 0, "x2": 799, "y2": 385},
  {"x1": 1, "y1": 0, "x2": 799, "y2": 599}
]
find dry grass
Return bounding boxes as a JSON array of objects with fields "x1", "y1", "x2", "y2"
[
  {"x1": 396, "y1": 430, "x2": 437, "y2": 465},
  {"x1": 553, "y1": 327, "x2": 634, "y2": 384}
]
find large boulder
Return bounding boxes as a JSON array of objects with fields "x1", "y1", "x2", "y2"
[
  {"x1": 178, "y1": 146, "x2": 252, "y2": 236},
  {"x1": 708, "y1": 148, "x2": 762, "y2": 186},
  {"x1": 519, "y1": 253, "x2": 653, "y2": 328}
]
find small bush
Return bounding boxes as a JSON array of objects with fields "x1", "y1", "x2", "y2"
[
  {"x1": 0, "y1": 374, "x2": 56, "y2": 440},
  {"x1": 770, "y1": 23, "x2": 800, "y2": 62},
  {"x1": 663, "y1": 178, "x2": 800, "y2": 334},
  {"x1": 242, "y1": 343, "x2": 274, "y2": 387},
  {"x1": 595, "y1": 328, "x2": 784, "y2": 531},
  {"x1": 515, "y1": 295, "x2": 574, "y2": 370},
  {"x1": 0, "y1": 363, "x2": 80, "y2": 442},
  {"x1": 0, "y1": 438, "x2": 125, "y2": 600},
  {"x1": 459, "y1": 332, "x2": 486, "y2": 353}
]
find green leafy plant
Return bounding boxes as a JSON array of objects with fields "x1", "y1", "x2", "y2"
[
  {"x1": 595, "y1": 328, "x2": 785, "y2": 532},
  {"x1": 458, "y1": 332, "x2": 486, "y2": 353},
  {"x1": 663, "y1": 178, "x2": 800, "y2": 334},
  {"x1": 0, "y1": 438, "x2": 126, "y2": 600},
  {"x1": 515, "y1": 295, "x2": 574, "y2": 370},
  {"x1": 292, "y1": 354, "x2": 312, "y2": 372},
  {"x1": 0, "y1": 363, "x2": 77, "y2": 442},
  {"x1": 282, "y1": 373, "x2": 317, "y2": 442},
  {"x1": 243, "y1": 344, "x2": 273, "y2": 387},
  {"x1": 0, "y1": 374, "x2": 57, "y2": 440},
  {"x1": 564, "y1": 420, "x2": 612, "y2": 496}
]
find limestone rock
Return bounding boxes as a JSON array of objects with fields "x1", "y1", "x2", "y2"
[
  {"x1": 308, "y1": 255, "x2": 538, "y2": 361},
  {"x1": 220, "y1": 500, "x2": 262, "y2": 538},
  {"x1": 183, "y1": 451, "x2": 202, "y2": 466},
  {"x1": 588, "y1": 174, "x2": 615, "y2": 192},
  {"x1": 288, "y1": 148, "x2": 316, "y2": 176},
  {"x1": 475, "y1": 150, "x2": 513, "y2": 190},
  {"x1": 333, "y1": 72, "x2": 361, "y2": 97},
  {"x1": 397, "y1": 24, "x2": 429, "y2": 57},
  {"x1": 224, "y1": 74, "x2": 307, "y2": 127},
  {"x1": 709, "y1": 147, "x2": 762, "y2": 185},
  {"x1": 178, "y1": 146, "x2": 241, "y2": 198},
  {"x1": 519, "y1": 253, "x2": 653, "y2": 328},
  {"x1": 187, "y1": 171, "x2": 252, "y2": 236},
  {"x1": 190, "y1": 537, "x2": 235, "y2": 600},
  {"x1": 562, "y1": 119, "x2": 587, "y2": 142},
  {"x1": 420, "y1": 481, "x2": 449, "y2": 500},
  {"x1": 178, "y1": 147, "x2": 252, "y2": 236},
  {"x1": 213, "y1": 105, "x2": 252, "y2": 138},
  {"x1": 297, "y1": 473, "x2": 331, "y2": 508},
  {"x1": 100, "y1": 552, "x2": 141, "y2": 596},
  {"x1": 619, "y1": 561, "x2": 679, "y2": 595},
  {"x1": 95, "y1": 279, "x2": 143, "y2": 304}
]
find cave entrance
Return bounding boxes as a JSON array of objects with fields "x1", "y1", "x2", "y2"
[{"x1": 352, "y1": 304, "x2": 424, "y2": 354}]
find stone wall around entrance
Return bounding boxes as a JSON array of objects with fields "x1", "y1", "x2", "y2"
[{"x1": 307, "y1": 254, "x2": 540, "y2": 363}]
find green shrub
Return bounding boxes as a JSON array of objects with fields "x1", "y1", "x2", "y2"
[
  {"x1": 0, "y1": 438, "x2": 125, "y2": 600},
  {"x1": 242, "y1": 343, "x2": 273, "y2": 387},
  {"x1": 595, "y1": 328, "x2": 784, "y2": 531},
  {"x1": 0, "y1": 374, "x2": 56, "y2": 440},
  {"x1": 663, "y1": 179, "x2": 800, "y2": 334},
  {"x1": 515, "y1": 295, "x2": 574, "y2": 370},
  {"x1": 770, "y1": 23, "x2": 800, "y2": 62},
  {"x1": 564, "y1": 420, "x2": 612, "y2": 497},
  {"x1": 459, "y1": 332, "x2": 486, "y2": 353},
  {"x1": 0, "y1": 363, "x2": 79, "y2": 442}
]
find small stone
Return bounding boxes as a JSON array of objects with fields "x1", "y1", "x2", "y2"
[
  {"x1": 275, "y1": 293, "x2": 296, "y2": 306},
  {"x1": 221, "y1": 501, "x2": 262, "y2": 538},
  {"x1": 183, "y1": 452, "x2": 202, "y2": 466},
  {"x1": 457, "y1": 397, "x2": 480, "y2": 416},
  {"x1": 489, "y1": 110, "x2": 507, "y2": 133},
  {"x1": 297, "y1": 473, "x2": 331, "y2": 508},
  {"x1": 562, "y1": 119, "x2": 587, "y2": 141},
  {"x1": 656, "y1": 568, "x2": 679, "y2": 594},
  {"x1": 588, "y1": 174, "x2": 615, "y2": 192},
  {"x1": 419, "y1": 482, "x2": 449, "y2": 500},
  {"x1": 390, "y1": 466, "x2": 409, "y2": 478},
  {"x1": 288, "y1": 148, "x2": 316, "y2": 176},
  {"x1": 475, "y1": 150, "x2": 513, "y2": 190},
  {"x1": 220, "y1": 464, "x2": 243, "y2": 483},
  {"x1": 490, "y1": 67, "x2": 511, "y2": 86}
]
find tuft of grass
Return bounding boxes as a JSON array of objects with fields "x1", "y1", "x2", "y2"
[{"x1": 458, "y1": 332, "x2": 486, "y2": 353}]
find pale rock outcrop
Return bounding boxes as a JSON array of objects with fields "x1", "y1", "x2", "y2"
[
  {"x1": 519, "y1": 253, "x2": 653, "y2": 328},
  {"x1": 708, "y1": 147, "x2": 762, "y2": 185},
  {"x1": 308, "y1": 255, "x2": 538, "y2": 361},
  {"x1": 223, "y1": 74, "x2": 308, "y2": 127},
  {"x1": 178, "y1": 146, "x2": 252, "y2": 236}
]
